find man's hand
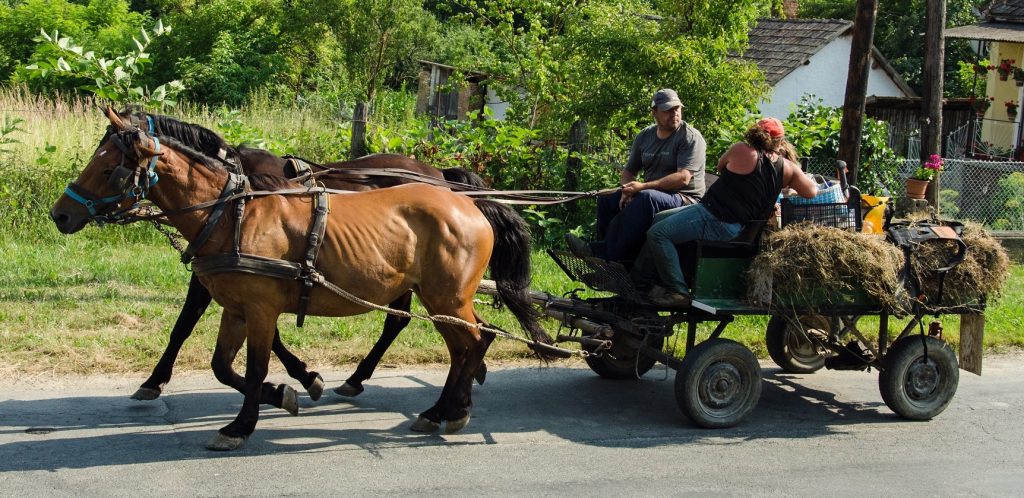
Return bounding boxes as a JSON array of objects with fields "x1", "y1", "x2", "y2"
[{"x1": 619, "y1": 181, "x2": 644, "y2": 208}]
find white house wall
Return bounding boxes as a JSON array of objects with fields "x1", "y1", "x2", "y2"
[
  {"x1": 484, "y1": 87, "x2": 509, "y2": 121},
  {"x1": 759, "y1": 35, "x2": 909, "y2": 119}
]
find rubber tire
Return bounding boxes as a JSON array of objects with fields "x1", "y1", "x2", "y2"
[
  {"x1": 584, "y1": 334, "x2": 665, "y2": 380},
  {"x1": 675, "y1": 338, "x2": 762, "y2": 428},
  {"x1": 765, "y1": 314, "x2": 828, "y2": 374},
  {"x1": 879, "y1": 335, "x2": 959, "y2": 420}
]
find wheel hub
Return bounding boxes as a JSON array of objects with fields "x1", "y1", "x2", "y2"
[
  {"x1": 701, "y1": 363, "x2": 742, "y2": 408},
  {"x1": 905, "y1": 358, "x2": 940, "y2": 400}
]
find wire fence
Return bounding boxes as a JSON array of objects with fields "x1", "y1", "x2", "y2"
[{"x1": 800, "y1": 156, "x2": 1024, "y2": 232}]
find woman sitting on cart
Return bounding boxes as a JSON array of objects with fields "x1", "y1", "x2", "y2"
[{"x1": 637, "y1": 117, "x2": 818, "y2": 308}]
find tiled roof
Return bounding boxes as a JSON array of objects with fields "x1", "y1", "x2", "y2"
[
  {"x1": 986, "y1": 0, "x2": 1024, "y2": 22},
  {"x1": 744, "y1": 18, "x2": 852, "y2": 85}
]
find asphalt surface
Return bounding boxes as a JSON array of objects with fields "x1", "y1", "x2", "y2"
[{"x1": 1, "y1": 355, "x2": 1022, "y2": 497}]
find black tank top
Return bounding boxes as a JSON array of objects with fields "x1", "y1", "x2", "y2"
[{"x1": 702, "y1": 152, "x2": 785, "y2": 224}]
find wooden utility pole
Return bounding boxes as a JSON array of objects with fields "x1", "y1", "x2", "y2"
[
  {"x1": 837, "y1": 0, "x2": 879, "y2": 187},
  {"x1": 350, "y1": 102, "x2": 368, "y2": 160},
  {"x1": 922, "y1": 0, "x2": 946, "y2": 207},
  {"x1": 566, "y1": 120, "x2": 587, "y2": 192}
]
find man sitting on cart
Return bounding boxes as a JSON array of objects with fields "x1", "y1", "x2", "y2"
[
  {"x1": 637, "y1": 117, "x2": 818, "y2": 308},
  {"x1": 565, "y1": 88, "x2": 707, "y2": 262}
]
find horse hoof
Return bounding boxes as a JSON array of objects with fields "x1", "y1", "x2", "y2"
[
  {"x1": 130, "y1": 387, "x2": 161, "y2": 401},
  {"x1": 445, "y1": 414, "x2": 471, "y2": 434},
  {"x1": 474, "y1": 363, "x2": 487, "y2": 385},
  {"x1": 205, "y1": 433, "x2": 247, "y2": 451},
  {"x1": 282, "y1": 385, "x2": 299, "y2": 416},
  {"x1": 333, "y1": 382, "x2": 363, "y2": 397},
  {"x1": 307, "y1": 374, "x2": 325, "y2": 402},
  {"x1": 410, "y1": 416, "x2": 441, "y2": 433}
]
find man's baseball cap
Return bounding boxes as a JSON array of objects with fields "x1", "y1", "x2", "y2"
[
  {"x1": 757, "y1": 117, "x2": 785, "y2": 138},
  {"x1": 651, "y1": 89, "x2": 684, "y2": 111}
]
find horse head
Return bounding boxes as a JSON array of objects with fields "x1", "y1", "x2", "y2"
[{"x1": 51, "y1": 107, "x2": 164, "y2": 234}]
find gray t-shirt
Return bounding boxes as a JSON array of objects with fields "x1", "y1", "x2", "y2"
[{"x1": 625, "y1": 122, "x2": 707, "y2": 198}]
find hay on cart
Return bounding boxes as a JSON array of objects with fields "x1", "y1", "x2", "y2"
[
  {"x1": 911, "y1": 221, "x2": 1011, "y2": 308},
  {"x1": 747, "y1": 224, "x2": 907, "y2": 312}
]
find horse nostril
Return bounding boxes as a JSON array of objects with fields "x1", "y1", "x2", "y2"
[{"x1": 51, "y1": 210, "x2": 68, "y2": 225}]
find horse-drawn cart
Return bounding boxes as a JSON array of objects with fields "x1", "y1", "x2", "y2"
[{"x1": 482, "y1": 185, "x2": 987, "y2": 429}]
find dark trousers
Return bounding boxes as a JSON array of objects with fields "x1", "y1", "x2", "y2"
[{"x1": 595, "y1": 190, "x2": 689, "y2": 261}]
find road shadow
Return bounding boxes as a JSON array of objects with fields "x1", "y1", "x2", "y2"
[{"x1": 0, "y1": 364, "x2": 910, "y2": 471}]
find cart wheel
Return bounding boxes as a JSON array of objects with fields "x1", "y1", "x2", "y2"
[
  {"x1": 585, "y1": 334, "x2": 665, "y2": 380},
  {"x1": 675, "y1": 339, "x2": 762, "y2": 428},
  {"x1": 765, "y1": 314, "x2": 828, "y2": 373},
  {"x1": 878, "y1": 335, "x2": 959, "y2": 420}
]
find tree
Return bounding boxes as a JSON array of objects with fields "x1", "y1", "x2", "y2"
[
  {"x1": 0, "y1": 0, "x2": 149, "y2": 84},
  {"x1": 444, "y1": 0, "x2": 771, "y2": 139},
  {"x1": 332, "y1": 0, "x2": 441, "y2": 106},
  {"x1": 21, "y1": 21, "x2": 184, "y2": 107}
]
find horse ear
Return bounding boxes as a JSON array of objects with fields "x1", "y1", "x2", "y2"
[
  {"x1": 136, "y1": 141, "x2": 163, "y2": 159},
  {"x1": 105, "y1": 106, "x2": 127, "y2": 130}
]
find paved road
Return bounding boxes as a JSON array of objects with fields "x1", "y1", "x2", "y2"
[{"x1": 1, "y1": 355, "x2": 1022, "y2": 497}]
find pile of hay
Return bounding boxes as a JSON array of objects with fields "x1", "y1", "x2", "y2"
[
  {"x1": 910, "y1": 221, "x2": 1011, "y2": 307},
  {"x1": 747, "y1": 224, "x2": 907, "y2": 311}
]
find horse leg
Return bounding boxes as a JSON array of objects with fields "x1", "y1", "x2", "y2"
[
  {"x1": 271, "y1": 328, "x2": 324, "y2": 401},
  {"x1": 133, "y1": 273, "x2": 211, "y2": 400},
  {"x1": 207, "y1": 309, "x2": 287, "y2": 451},
  {"x1": 410, "y1": 304, "x2": 485, "y2": 435},
  {"x1": 334, "y1": 293, "x2": 489, "y2": 397},
  {"x1": 334, "y1": 292, "x2": 413, "y2": 397},
  {"x1": 209, "y1": 311, "x2": 300, "y2": 414}
]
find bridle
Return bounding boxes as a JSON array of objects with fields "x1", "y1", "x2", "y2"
[{"x1": 63, "y1": 116, "x2": 161, "y2": 224}]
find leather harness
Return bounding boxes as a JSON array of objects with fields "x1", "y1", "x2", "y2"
[{"x1": 188, "y1": 158, "x2": 332, "y2": 327}]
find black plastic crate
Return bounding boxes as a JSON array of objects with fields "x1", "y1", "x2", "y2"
[{"x1": 780, "y1": 187, "x2": 862, "y2": 232}]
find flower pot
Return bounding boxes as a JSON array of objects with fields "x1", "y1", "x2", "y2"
[
  {"x1": 905, "y1": 178, "x2": 929, "y2": 200},
  {"x1": 999, "y1": 73, "x2": 1009, "y2": 81},
  {"x1": 1009, "y1": 111, "x2": 1018, "y2": 120},
  {"x1": 1016, "y1": 79, "x2": 1023, "y2": 87}
]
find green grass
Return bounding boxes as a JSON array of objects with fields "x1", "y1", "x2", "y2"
[{"x1": 2, "y1": 233, "x2": 1022, "y2": 376}]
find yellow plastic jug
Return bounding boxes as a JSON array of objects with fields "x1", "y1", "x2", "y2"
[{"x1": 861, "y1": 195, "x2": 889, "y2": 234}]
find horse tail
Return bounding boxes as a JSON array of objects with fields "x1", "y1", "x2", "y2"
[
  {"x1": 472, "y1": 199, "x2": 555, "y2": 352},
  {"x1": 442, "y1": 168, "x2": 487, "y2": 188}
]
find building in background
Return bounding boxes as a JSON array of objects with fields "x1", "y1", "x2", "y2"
[{"x1": 743, "y1": 18, "x2": 915, "y2": 119}]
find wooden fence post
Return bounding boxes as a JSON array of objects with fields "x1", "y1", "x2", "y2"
[
  {"x1": 350, "y1": 102, "x2": 368, "y2": 160},
  {"x1": 566, "y1": 119, "x2": 587, "y2": 192}
]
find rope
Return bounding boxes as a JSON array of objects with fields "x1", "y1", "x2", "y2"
[{"x1": 311, "y1": 272, "x2": 588, "y2": 356}]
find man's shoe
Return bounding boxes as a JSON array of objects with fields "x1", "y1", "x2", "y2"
[
  {"x1": 564, "y1": 233, "x2": 593, "y2": 258},
  {"x1": 647, "y1": 286, "x2": 691, "y2": 308}
]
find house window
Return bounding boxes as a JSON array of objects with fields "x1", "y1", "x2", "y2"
[{"x1": 429, "y1": 66, "x2": 460, "y2": 120}]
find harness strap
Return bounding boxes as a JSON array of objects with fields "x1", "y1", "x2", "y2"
[
  {"x1": 192, "y1": 253, "x2": 304, "y2": 280},
  {"x1": 285, "y1": 158, "x2": 316, "y2": 187},
  {"x1": 296, "y1": 189, "x2": 331, "y2": 327},
  {"x1": 181, "y1": 173, "x2": 247, "y2": 264},
  {"x1": 232, "y1": 196, "x2": 246, "y2": 256}
]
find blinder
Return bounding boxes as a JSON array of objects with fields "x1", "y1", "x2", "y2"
[{"x1": 64, "y1": 123, "x2": 161, "y2": 221}]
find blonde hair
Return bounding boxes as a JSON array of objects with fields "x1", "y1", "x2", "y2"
[{"x1": 779, "y1": 140, "x2": 799, "y2": 161}]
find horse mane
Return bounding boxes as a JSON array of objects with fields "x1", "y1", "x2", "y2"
[
  {"x1": 153, "y1": 134, "x2": 294, "y2": 192},
  {"x1": 120, "y1": 108, "x2": 240, "y2": 168}
]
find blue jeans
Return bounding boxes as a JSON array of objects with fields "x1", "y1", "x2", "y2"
[
  {"x1": 640, "y1": 204, "x2": 741, "y2": 295},
  {"x1": 596, "y1": 190, "x2": 684, "y2": 261}
]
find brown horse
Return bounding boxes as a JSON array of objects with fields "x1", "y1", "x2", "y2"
[
  {"x1": 51, "y1": 108, "x2": 556, "y2": 450},
  {"x1": 116, "y1": 110, "x2": 491, "y2": 402}
]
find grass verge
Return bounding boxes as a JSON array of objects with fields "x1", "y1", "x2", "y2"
[{"x1": 2, "y1": 234, "x2": 1022, "y2": 377}]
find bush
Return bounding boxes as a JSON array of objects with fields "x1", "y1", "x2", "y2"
[
  {"x1": 784, "y1": 95, "x2": 902, "y2": 195},
  {"x1": 990, "y1": 172, "x2": 1024, "y2": 230}
]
